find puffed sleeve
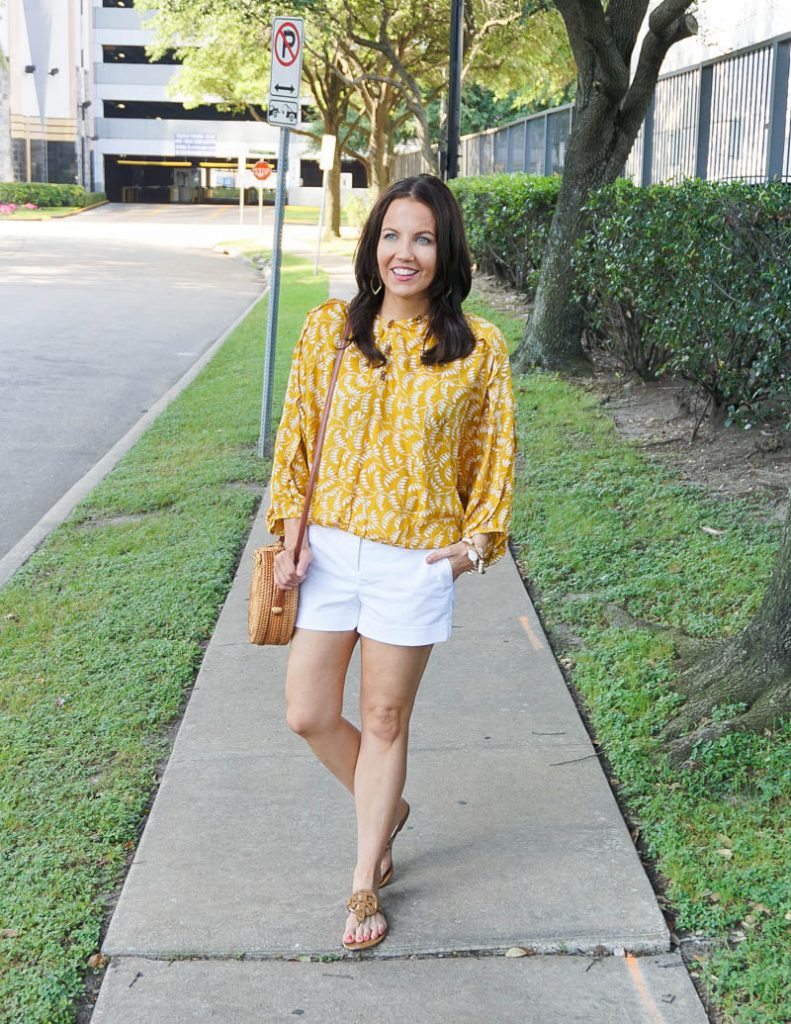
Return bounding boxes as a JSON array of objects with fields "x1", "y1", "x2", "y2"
[
  {"x1": 457, "y1": 333, "x2": 517, "y2": 565},
  {"x1": 265, "y1": 318, "x2": 315, "y2": 537}
]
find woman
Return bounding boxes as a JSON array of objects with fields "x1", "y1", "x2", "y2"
[{"x1": 266, "y1": 174, "x2": 516, "y2": 951}]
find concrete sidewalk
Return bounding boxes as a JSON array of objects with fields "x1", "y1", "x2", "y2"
[{"x1": 89, "y1": 267, "x2": 710, "y2": 1022}]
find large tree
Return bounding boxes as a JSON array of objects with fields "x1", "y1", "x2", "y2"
[
  {"x1": 340, "y1": 0, "x2": 547, "y2": 184},
  {"x1": 511, "y1": 0, "x2": 698, "y2": 373},
  {"x1": 660, "y1": 496, "x2": 791, "y2": 763}
]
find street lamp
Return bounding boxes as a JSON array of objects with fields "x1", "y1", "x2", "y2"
[{"x1": 446, "y1": 0, "x2": 463, "y2": 180}]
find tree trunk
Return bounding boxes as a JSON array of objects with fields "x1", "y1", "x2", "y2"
[
  {"x1": 512, "y1": 99, "x2": 621, "y2": 374},
  {"x1": 325, "y1": 154, "x2": 341, "y2": 238},
  {"x1": 414, "y1": 102, "x2": 439, "y2": 175},
  {"x1": 510, "y1": 0, "x2": 698, "y2": 373},
  {"x1": 368, "y1": 102, "x2": 392, "y2": 193},
  {"x1": 662, "y1": 493, "x2": 791, "y2": 763},
  {"x1": 511, "y1": 171, "x2": 597, "y2": 374}
]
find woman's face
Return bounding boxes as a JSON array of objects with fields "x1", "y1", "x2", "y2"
[{"x1": 376, "y1": 198, "x2": 438, "y2": 308}]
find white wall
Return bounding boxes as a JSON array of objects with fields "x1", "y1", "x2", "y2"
[
  {"x1": 642, "y1": 0, "x2": 791, "y2": 75},
  {"x1": 1, "y1": 8, "x2": 11, "y2": 181},
  {"x1": 8, "y1": 0, "x2": 79, "y2": 120}
]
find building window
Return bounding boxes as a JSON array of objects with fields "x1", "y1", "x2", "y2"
[
  {"x1": 103, "y1": 100, "x2": 263, "y2": 121},
  {"x1": 30, "y1": 140, "x2": 47, "y2": 181},
  {"x1": 12, "y1": 138, "x2": 27, "y2": 181},
  {"x1": 102, "y1": 45, "x2": 182, "y2": 65},
  {"x1": 102, "y1": 1, "x2": 132, "y2": 7},
  {"x1": 47, "y1": 141, "x2": 78, "y2": 184}
]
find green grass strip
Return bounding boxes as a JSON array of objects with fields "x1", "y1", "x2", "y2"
[
  {"x1": 3, "y1": 278, "x2": 788, "y2": 1023},
  {"x1": 469, "y1": 295, "x2": 791, "y2": 1024},
  {"x1": 0, "y1": 255, "x2": 327, "y2": 1024}
]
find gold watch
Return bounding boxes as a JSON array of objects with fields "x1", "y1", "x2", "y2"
[{"x1": 462, "y1": 537, "x2": 486, "y2": 574}]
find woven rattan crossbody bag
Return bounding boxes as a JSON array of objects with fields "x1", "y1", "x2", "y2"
[{"x1": 248, "y1": 328, "x2": 347, "y2": 645}]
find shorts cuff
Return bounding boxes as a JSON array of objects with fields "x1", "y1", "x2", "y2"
[{"x1": 356, "y1": 618, "x2": 452, "y2": 647}]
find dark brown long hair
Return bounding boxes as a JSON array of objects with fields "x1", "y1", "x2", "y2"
[{"x1": 347, "y1": 174, "x2": 476, "y2": 366}]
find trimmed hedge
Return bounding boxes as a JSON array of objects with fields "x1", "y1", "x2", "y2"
[
  {"x1": 451, "y1": 173, "x2": 791, "y2": 427},
  {"x1": 577, "y1": 179, "x2": 791, "y2": 426},
  {"x1": 0, "y1": 183, "x2": 106, "y2": 208},
  {"x1": 449, "y1": 174, "x2": 559, "y2": 298}
]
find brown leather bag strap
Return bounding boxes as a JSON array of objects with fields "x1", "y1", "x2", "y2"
[{"x1": 292, "y1": 326, "x2": 348, "y2": 559}]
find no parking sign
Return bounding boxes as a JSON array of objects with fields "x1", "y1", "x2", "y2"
[{"x1": 268, "y1": 17, "x2": 303, "y2": 127}]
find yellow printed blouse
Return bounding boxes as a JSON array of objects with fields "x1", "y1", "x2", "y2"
[{"x1": 266, "y1": 298, "x2": 516, "y2": 565}]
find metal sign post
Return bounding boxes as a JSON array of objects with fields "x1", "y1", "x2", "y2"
[
  {"x1": 258, "y1": 16, "x2": 304, "y2": 459},
  {"x1": 258, "y1": 126, "x2": 290, "y2": 458}
]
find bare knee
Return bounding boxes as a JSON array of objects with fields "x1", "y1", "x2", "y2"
[
  {"x1": 286, "y1": 700, "x2": 336, "y2": 739},
  {"x1": 362, "y1": 703, "x2": 408, "y2": 746}
]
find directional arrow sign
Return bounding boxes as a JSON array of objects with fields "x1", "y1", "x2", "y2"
[{"x1": 269, "y1": 17, "x2": 303, "y2": 101}]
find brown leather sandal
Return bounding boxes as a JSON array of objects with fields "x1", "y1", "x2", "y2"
[
  {"x1": 380, "y1": 801, "x2": 410, "y2": 888},
  {"x1": 343, "y1": 890, "x2": 387, "y2": 951}
]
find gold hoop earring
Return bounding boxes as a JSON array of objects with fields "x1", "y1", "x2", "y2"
[{"x1": 371, "y1": 276, "x2": 383, "y2": 296}]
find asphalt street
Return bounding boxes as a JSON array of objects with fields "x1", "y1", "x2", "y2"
[{"x1": 0, "y1": 205, "x2": 266, "y2": 561}]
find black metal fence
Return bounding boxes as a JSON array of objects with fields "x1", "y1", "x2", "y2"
[{"x1": 393, "y1": 33, "x2": 791, "y2": 185}]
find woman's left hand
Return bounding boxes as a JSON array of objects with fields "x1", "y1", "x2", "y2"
[{"x1": 426, "y1": 542, "x2": 471, "y2": 582}]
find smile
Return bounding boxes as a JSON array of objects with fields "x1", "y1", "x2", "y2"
[{"x1": 391, "y1": 268, "x2": 418, "y2": 279}]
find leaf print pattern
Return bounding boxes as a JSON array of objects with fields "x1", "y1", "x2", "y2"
[{"x1": 266, "y1": 298, "x2": 517, "y2": 566}]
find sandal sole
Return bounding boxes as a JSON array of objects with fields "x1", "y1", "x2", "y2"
[
  {"x1": 379, "y1": 802, "x2": 410, "y2": 889},
  {"x1": 343, "y1": 931, "x2": 387, "y2": 951}
]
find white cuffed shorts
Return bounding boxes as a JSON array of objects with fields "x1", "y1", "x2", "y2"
[{"x1": 294, "y1": 524, "x2": 456, "y2": 646}]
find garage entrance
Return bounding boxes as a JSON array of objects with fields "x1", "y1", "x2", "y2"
[{"x1": 103, "y1": 154, "x2": 275, "y2": 204}]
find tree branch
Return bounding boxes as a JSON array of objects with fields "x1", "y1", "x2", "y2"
[
  {"x1": 648, "y1": 0, "x2": 697, "y2": 37},
  {"x1": 606, "y1": 6, "x2": 697, "y2": 177},
  {"x1": 557, "y1": 0, "x2": 629, "y2": 100},
  {"x1": 461, "y1": 12, "x2": 522, "y2": 80}
]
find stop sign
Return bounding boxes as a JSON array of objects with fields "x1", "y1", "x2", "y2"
[{"x1": 252, "y1": 160, "x2": 272, "y2": 181}]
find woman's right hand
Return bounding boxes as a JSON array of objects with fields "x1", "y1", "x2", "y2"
[{"x1": 274, "y1": 543, "x2": 312, "y2": 589}]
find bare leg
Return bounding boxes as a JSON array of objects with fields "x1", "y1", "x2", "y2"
[
  {"x1": 285, "y1": 627, "x2": 360, "y2": 788},
  {"x1": 344, "y1": 638, "x2": 433, "y2": 946},
  {"x1": 286, "y1": 627, "x2": 410, "y2": 881}
]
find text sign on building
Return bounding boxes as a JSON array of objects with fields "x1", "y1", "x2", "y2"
[
  {"x1": 269, "y1": 17, "x2": 304, "y2": 99},
  {"x1": 175, "y1": 132, "x2": 217, "y2": 156}
]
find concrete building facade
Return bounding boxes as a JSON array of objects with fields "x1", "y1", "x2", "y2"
[
  {"x1": 1, "y1": 0, "x2": 367, "y2": 204},
  {"x1": 2, "y1": 0, "x2": 89, "y2": 186},
  {"x1": 91, "y1": 0, "x2": 290, "y2": 202}
]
